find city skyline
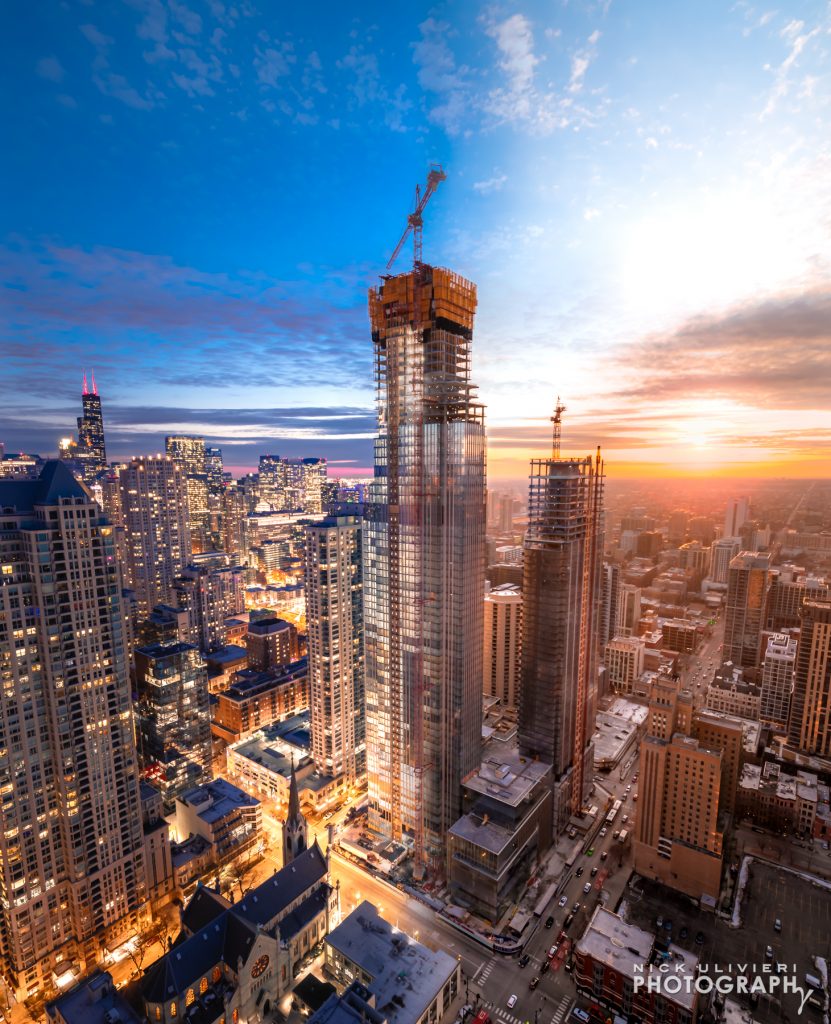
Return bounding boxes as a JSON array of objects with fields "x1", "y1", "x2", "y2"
[{"x1": 4, "y1": 1, "x2": 830, "y2": 480}]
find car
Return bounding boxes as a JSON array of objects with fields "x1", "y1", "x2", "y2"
[
  {"x1": 548, "y1": 944, "x2": 559, "y2": 958},
  {"x1": 583, "y1": 882, "x2": 592, "y2": 894},
  {"x1": 572, "y1": 903, "x2": 580, "y2": 914},
  {"x1": 545, "y1": 915, "x2": 556, "y2": 928},
  {"x1": 695, "y1": 931, "x2": 705, "y2": 945},
  {"x1": 621, "y1": 814, "x2": 629, "y2": 824},
  {"x1": 323, "y1": 810, "x2": 334, "y2": 821},
  {"x1": 765, "y1": 946, "x2": 774, "y2": 960},
  {"x1": 656, "y1": 916, "x2": 664, "y2": 928},
  {"x1": 774, "y1": 918, "x2": 782, "y2": 932},
  {"x1": 591, "y1": 867, "x2": 598, "y2": 877},
  {"x1": 625, "y1": 785, "x2": 631, "y2": 794},
  {"x1": 507, "y1": 995, "x2": 518, "y2": 1010},
  {"x1": 558, "y1": 895, "x2": 568, "y2": 908},
  {"x1": 564, "y1": 912, "x2": 575, "y2": 928},
  {"x1": 680, "y1": 926, "x2": 688, "y2": 940},
  {"x1": 599, "y1": 827, "x2": 607, "y2": 838},
  {"x1": 540, "y1": 959, "x2": 550, "y2": 974},
  {"x1": 572, "y1": 1010, "x2": 590, "y2": 1024},
  {"x1": 576, "y1": 867, "x2": 584, "y2": 877},
  {"x1": 613, "y1": 830, "x2": 621, "y2": 841},
  {"x1": 600, "y1": 851, "x2": 608, "y2": 861},
  {"x1": 568, "y1": 827, "x2": 577, "y2": 839},
  {"x1": 518, "y1": 953, "x2": 530, "y2": 968},
  {"x1": 633, "y1": 792, "x2": 638, "y2": 802},
  {"x1": 586, "y1": 847, "x2": 595, "y2": 856},
  {"x1": 529, "y1": 977, "x2": 540, "y2": 991},
  {"x1": 632, "y1": 774, "x2": 637, "y2": 782}
]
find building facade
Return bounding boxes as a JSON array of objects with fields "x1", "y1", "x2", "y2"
[
  {"x1": 363, "y1": 266, "x2": 486, "y2": 871},
  {"x1": 760, "y1": 632, "x2": 796, "y2": 729},
  {"x1": 788, "y1": 600, "x2": 831, "y2": 757},
  {"x1": 518, "y1": 427, "x2": 604, "y2": 833},
  {"x1": 483, "y1": 583, "x2": 522, "y2": 707},
  {"x1": 722, "y1": 552, "x2": 771, "y2": 676},
  {"x1": 0, "y1": 463, "x2": 147, "y2": 1000},
  {"x1": 134, "y1": 641, "x2": 212, "y2": 808},
  {"x1": 118, "y1": 456, "x2": 192, "y2": 619},
  {"x1": 306, "y1": 513, "x2": 366, "y2": 784}
]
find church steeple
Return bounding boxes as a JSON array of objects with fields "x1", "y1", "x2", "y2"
[{"x1": 282, "y1": 757, "x2": 308, "y2": 866}]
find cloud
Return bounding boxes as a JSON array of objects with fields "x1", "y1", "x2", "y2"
[
  {"x1": 412, "y1": 17, "x2": 470, "y2": 134},
  {"x1": 255, "y1": 43, "x2": 295, "y2": 86},
  {"x1": 80, "y1": 23, "x2": 114, "y2": 49},
  {"x1": 612, "y1": 288, "x2": 831, "y2": 409},
  {"x1": 484, "y1": 13, "x2": 540, "y2": 120},
  {"x1": 473, "y1": 174, "x2": 507, "y2": 194},
  {"x1": 36, "y1": 56, "x2": 65, "y2": 82},
  {"x1": 761, "y1": 17, "x2": 821, "y2": 117}
]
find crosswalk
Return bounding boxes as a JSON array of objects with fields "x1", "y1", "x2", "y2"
[
  {"x1": 493, "y1": 1010, "x2": 522, "y2": 1024},
  {"x1": 476, "y1": 958, "x2": 498, "y2": 984},
  {"x1": 550, "y1": 996, "x2": 573, "y2": 1024}
]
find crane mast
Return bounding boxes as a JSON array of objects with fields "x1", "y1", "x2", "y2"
[
  {"x1": 386, "y1": 165, "x2": 447, "y2": 272},
  {"x1": 551, "y1": 396, "x2": 567, "y2": 458}
]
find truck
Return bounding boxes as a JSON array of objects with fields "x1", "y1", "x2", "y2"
[{"x1": 618, "y1": 829, "x2": 629, "y2": 843}]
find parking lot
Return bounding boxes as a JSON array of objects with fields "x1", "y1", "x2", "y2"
[{"x1": 624, "y1": 862, "x2": 831, "y2": 1022}]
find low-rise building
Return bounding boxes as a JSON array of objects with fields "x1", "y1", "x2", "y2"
[
  {"x1": 447, "y1": 750, "x2": 552, "y2": 924},
  {"x1": 706, "y1": 664, "x2": 761, "y2": 720},
  {"x1": 737, "y1": 761, "x2": 820, "y2": 835},
  {"x1": 573, "y1": 907, "x2": 699, "y2": 1024},
  {"x1": 604, "y1": 636, "x2": 646, "y2": 695},
  {"x1": 174, "y1": 777, "x2": 262, "y2": 868},
  {"x1": 204, "y1": 644, "x2": 249, "y2": 694},
  {"x1": 141, "y1": 782, "x2": 174, "y2": 904},
  {"x1": 324, "y1": 902, "x2": 460, "y2": 1024},
  {"x1": 48, "y1": 972, "x2": 143, "y2": 1024},
  {"x1": 661, "y1": 618, "x2": 703, "y2": 654},
  {"x1": 212, "y1": 659, "x2": 309, "y2": 743}
]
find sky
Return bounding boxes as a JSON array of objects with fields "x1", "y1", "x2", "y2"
[{"x1": 3, "y1": 0, "x2": 830, "y2": 480}]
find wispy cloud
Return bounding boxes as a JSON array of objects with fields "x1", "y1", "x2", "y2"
[
  {"x1": 473, "y1": 174, "x2": 508, "y2": 194},
  {"x1": 761, "y1": 17, "x2": 822, "y2": 117},
  {"x1": 36, "y1": 56, "x2": 65, "y2": 82}
]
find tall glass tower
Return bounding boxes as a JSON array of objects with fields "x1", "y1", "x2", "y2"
[
  {"x1": 364, "y1": 265, "x2": 485, "y2": 872},
  {"x1": 519, "y1": 414, "x2": 604, "y2": 835},
  {"x1": 76, "y1": 371, "x2": 107, "y2": 478}
]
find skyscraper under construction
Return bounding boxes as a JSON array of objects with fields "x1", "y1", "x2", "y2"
[
  {"x1": 363, "y1": 265, "x2": 486, "y2": 872},
  {"x1": 518, "y1": 403, "x2": 604, "y2": 834}
]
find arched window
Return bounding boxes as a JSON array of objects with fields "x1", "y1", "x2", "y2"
[
  {"x1": 170, "y1": 1004, "x2": 177, "y2": 1019},
  {"x1": 213, "y1": 966, "x2": 222, "y2": 984},
  {"x1": 233, "y1": 1010, "x2": 239, "y2": 1024},
  {"x1": 186, "y1": 990, "x2": 195, "y2": 1007},
  {"x1": 155, "y1": 1008, "x2": 161, "y2": 1021},
  {"x1": 200, "y1": 979, "x2": 208, "y2": 995}
]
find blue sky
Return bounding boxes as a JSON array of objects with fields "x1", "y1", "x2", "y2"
[{"x1": 3, "y1": 0, "x2": 830, "y2": 478}]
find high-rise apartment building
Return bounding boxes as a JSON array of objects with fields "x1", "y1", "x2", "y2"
[
  {"x1": 172, "y1": 554, "x2": 246, "y2": 652},
  {"x1": 723, "y1": 551, "x2": 772, "y2": 677},
  {"x1": 0, "y1": 463, "x2": 146, "y2": 999},
  {"x1": 118, "y1": 456, "x2": 191, "y2": 619},
  {"x1": 633, "y1": 678, "x2": 724, "y2": 901},
  {"x1": 165, "y1": 435, "x2": 210, "y2": 552},
  {"x1": 709, "y1": 537, "x2": 741, "y2": 584},
  {"x1": 483, "y1": 584, "x2": 522, "y2": 706},
  {"x1": 760, "y1": 632, "x2": 796, "y2": 729},
  {"x1": 723, "y1": 496, "x2": 750, "y2": 540},
  {"x1": 766, "y1": 566, "x2": 829, "y2": 631},
  {"x1": 363, "y1": 266, "x2": 485, "y2": 870},
  {"x1": 134, "y1": 641, "x2": 212, "y2": 808},
  {"x1": 599, "y1": 562, "x2": 620, "y2": 648},
  {"x1": 518, "y1": 418, "x2": 604, "y2": 833},
  {"x1": 76, "y1": 372, "x2": 107, "y2": 479},
  {"x1": 305, "y1": 512, "x2": 365, "y2": 784},
  {"x1": 615, "y1": 583, "x2": 641, "y2": 638},
  {"x1": 258, "y1": 455, "x2": 328, "y2": 514},
  {"x1": 246, "y1": 616, "x2": 298, "y2": 670},
  {"x1": 788, "y1": 600, "x2": 831, "y2": 757},
  {"x1": 604, "y1": 636, "x2": 645, "y2": 695}
]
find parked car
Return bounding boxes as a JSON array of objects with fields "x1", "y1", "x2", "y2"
[
  {"x1": 621, "y1": 814, "x2": 629, "y2": 824},
  {"x1": 599, "y1": 827, "x2": 607, "y2": 838},
  {"x1": 548, "y1": 945, "x2": 559, "y2": 959},
  {"x1": 774, "y1": 918, "x2": 782, "y2": 932},
  {"x1": 613, "y1": 830, "x2": 620, "y2": 841}
]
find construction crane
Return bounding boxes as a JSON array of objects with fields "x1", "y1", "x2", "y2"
[
  {"x1": 386, "y1": 164, "x2": 447, "y2": 272},
  {"x1": 551, "y1": 396, "x2": 567, "y2": 458}
]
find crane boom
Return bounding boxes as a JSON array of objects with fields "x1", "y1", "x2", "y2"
[
  {"x1": 386, "y1": 165, "x2": 447, "y2": 271},
  {"x1": 551, "y1": 396, "x2": 567, "y2": 458}
]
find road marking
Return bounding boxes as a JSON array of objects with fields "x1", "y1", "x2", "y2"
[
  {"x1": 551, "y1": 996, "x2": 572, "y2": 1024},
  {"x1": 474, "y1": 957, "x2": 496, "y2": 982}
]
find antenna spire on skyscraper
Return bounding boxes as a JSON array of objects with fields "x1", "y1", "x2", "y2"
[
  {"x1": 82, "y1": 371, "x2": 88, "y2": 396},
  {"x1": 91, "y1": 370, "x2": 97, "y2": 395}
]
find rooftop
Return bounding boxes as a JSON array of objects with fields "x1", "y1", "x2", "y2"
[
  {"x1": 326, "y1": 902, "x2": 457, "y2": 1024},
  {"x1": 461, "y1": 749, "x2": 549, "y2": 807},
  {"x1": 177, "y1": 777, "x2": 260, "y2": 823},
  {"x1": 47, "y1": 971, "x2": 143, "y2": 1024},
  {"x1": 577, "y1": 907, "x2": 699, "y2": 1010}
]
